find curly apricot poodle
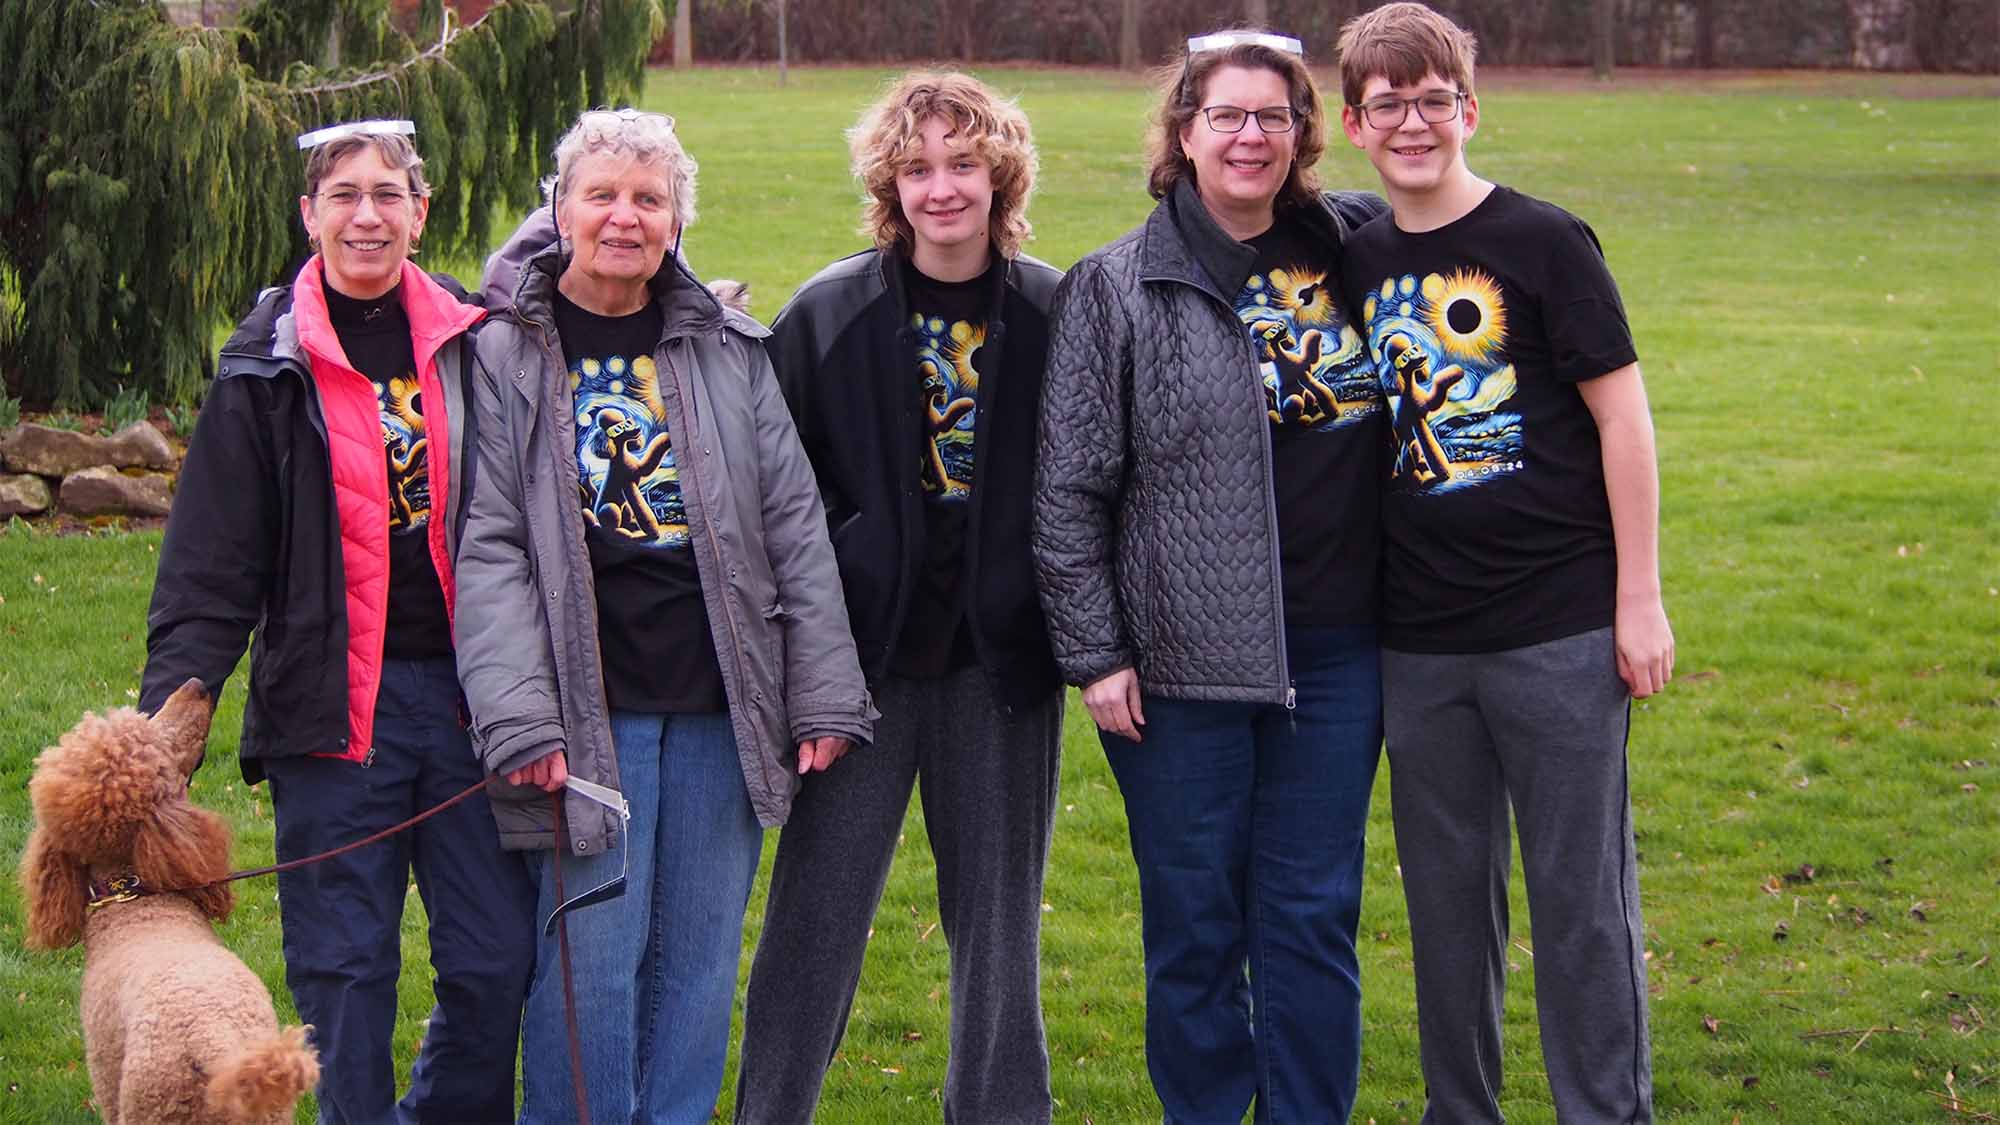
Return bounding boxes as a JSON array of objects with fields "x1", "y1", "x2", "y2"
[{"x1": 19, "y1": 679, "x2": 318, "y2": 1124}]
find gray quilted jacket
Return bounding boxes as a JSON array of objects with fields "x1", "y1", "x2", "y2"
[
  {"x1": 1034, "y1": 182, "x2": 1386, "y2": 704},
  {"x1": 455, "y1": 211, "x2": 875, "y2": 854}
]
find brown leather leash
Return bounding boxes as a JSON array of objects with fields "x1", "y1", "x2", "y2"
[
  {"x1": 550, "y1": 791, "x2": 592, "y2": 1125},
  {"x1": 214, "y1": 776, "x2": 493, "y2": 884}
]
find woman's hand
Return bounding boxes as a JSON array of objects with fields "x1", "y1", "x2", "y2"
[
  {"x1": 796, "y1": 736, "x2": 853, "y2": 774},
  {"x1": 1083, "y1": 668, "x2": 1145, "y2": 743},
  {"x1": 507, "y1": 748, "x2": 570, "y2": 792}
]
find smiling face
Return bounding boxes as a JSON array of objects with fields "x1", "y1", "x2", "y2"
[
  {"x1": 1342, "y1": 70, "x2": 1479, "y2": 204},
  {"x1": 556, "y1": 150, "x2": 680, "y2": 314},
  {"x1": 896, "y1": 115, "x2": 996, "y2": 279},
  {"x1": 1179, "y1": 64, "x2": 1298, "y2": 236},
  {"x1": 300, "y1": 146, "x2": 427, "y2": 300}
]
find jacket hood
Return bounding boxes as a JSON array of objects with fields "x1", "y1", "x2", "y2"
[{"x1": 479, "y1": 206, "x2": 733, "y2": 339}]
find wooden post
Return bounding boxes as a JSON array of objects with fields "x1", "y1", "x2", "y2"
[
  {"x1": 776, "y1": 0, "x2": 788, "y2": 85},
  {"x1": 1119, "y1": 0, "x2": 1140, "y2": 70},
  {"x1": 674, "y1": 0, "x2": 692, "y2": 69},
  {"x1": 1245, "y1": 0, "x2": 1270, "y2": 27}
]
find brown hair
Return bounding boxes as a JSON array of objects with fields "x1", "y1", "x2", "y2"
[
  {"x1": 849, "y1": 71, "x2": 1038, "y2": 258},
  {"x1": 1144, "y1": 30, "x2": 1327, "y2": 207},
  {"x1": 302, "y1": 132, "x2": 430, "y2": 198},
  {"x1": 1335, "y1": 2, "x2": 1479, "y2": 109}
]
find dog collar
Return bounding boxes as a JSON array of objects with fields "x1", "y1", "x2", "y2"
[{"x1": 86, "y1": 873, "x2": 149, "y2": 911}]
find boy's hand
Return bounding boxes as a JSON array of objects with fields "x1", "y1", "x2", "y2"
[{"x1": 1614, "y1": 596, "x2": 1674, "y2": 699}]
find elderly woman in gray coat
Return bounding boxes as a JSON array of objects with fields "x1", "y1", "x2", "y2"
[{"x1": 454, "y1": 108, "x2": 875, "y2": 1124}]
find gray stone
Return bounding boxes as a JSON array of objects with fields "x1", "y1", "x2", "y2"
[
  {"x1": 105, "y1": 422, "x2": 177, "y2": 470},
  {"x1": 58, "y1": 466, "x2": 174, "y2": 518},
  {"x1": 1, "y1": 422, "x2": 176, "y2": 476},
  {"x1": 0, "y1": 472, "x2": 52, "y2": 516}
]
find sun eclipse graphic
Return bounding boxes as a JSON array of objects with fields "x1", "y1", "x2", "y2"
[{"x1": 1421, "y1": 269, "x2": 1507, "y2": 362}]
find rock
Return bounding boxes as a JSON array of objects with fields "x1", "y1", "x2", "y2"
[
  {"x1": 0, "y1": 422, "x2": 175, "y2": 476},
  {"x1": 106, "y1": 422, "x2": 177, "y2": 470},
  {"x1": 59, "y1": 466, "x2": 174, "y2": 518},
  {"x1": 0, "y1": 472, "x2": 53, "y2": 516}
]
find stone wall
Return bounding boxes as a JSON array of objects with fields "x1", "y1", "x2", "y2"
[{"x1": 0, "y1": 424, "x2": 179, "y2": 520}]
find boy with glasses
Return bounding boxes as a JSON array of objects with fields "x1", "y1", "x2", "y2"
[
  {"x1": 734, "y1": 71, "x2": 1065, "y2": 1124},
  {"x1": 1336, "y1": 3, "x2": 1672, "y2": 1121}
]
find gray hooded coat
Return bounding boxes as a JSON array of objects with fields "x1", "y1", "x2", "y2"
[{"x1": 455, "y1": 211, "x2": 876, "y2": 854}]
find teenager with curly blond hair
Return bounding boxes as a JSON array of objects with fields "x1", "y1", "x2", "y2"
[{"x1": 734, "y1": 71, "x2": 1066, "y2": 1124}]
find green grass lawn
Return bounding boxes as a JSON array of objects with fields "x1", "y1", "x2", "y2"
[{"x1": 4, "y1": 65, "x2": 1998, "y2": 1122}]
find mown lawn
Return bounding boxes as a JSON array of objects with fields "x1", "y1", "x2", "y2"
[{"x1": 3, "y1": 65, "x2": 1996, "y2": 1122}]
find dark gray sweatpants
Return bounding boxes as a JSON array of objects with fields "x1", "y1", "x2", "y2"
[
  {"x1": 735, "y1": 667, "x2": 1064, "y2": 1125},
  {"x1": 1383, "y1": 626, "x2": 1652, "y2": 1125}
]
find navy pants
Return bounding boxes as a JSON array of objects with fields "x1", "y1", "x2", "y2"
[
  {"x1": 1101, "y1": 626, "x2": 1382, "y2": 1125},
  {"x1": 264, "y1": 657, "x2": 538, "y2": 1125}
]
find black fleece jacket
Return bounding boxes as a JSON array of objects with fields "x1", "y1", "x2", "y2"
[{"x1": 767, "y1": 248, "x2": 1063, "y2": 712}]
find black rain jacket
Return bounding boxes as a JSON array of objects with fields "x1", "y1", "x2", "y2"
[{"x1": 767, "y1": 248, "x2": 1063, "y2": 712}]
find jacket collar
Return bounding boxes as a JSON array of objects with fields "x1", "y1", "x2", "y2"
[
  {"x1": 1140, "y1": 180, "x2": 1357, "y2": 298},
  {"x1": 485, "y1": 207, "x2": 726, "y2": 341},
  {"x1": 289, "y1": 258, "x2": 484, "y2": 379}
]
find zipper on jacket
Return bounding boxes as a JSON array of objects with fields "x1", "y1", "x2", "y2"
[
  {"x1": 1285, "y1": 681, "x2": 1297, "y2": 736},
  {"x1": 1160, "y1": 276, "x2": 1296, "y2": 708}
]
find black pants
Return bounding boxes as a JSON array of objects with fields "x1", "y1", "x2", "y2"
[{"x1": 264, "y1": 657, "x2": 537, "y2": 1125}]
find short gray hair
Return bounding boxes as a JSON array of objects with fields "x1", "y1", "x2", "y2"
[{"x1": 545, "y1": 108, "x2": 698, "y2": 230}]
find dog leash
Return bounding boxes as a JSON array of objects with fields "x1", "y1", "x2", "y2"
[
  {"x1": 212, "y1": 776, "x2": 493, "y2": 884},
  {"x1": 551, "y1": 793, "x2": 593, "y2": 1125},
  {"x1": 222, "y1": 781, "x2": 595, "y2": 1122}
]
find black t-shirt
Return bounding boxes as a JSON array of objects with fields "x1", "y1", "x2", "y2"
[
  {"x1": 888, "y1": 256, "x2": 995, "y2": 679},
  {"x1": 1339, "y1": 185, "x2": 1636, "y2": 653},
  {"x1": 323, "y1": 276, "x2": 453, "y2": 660},
  {"x1": 555, "y1": 290, "x2": 726, "y2": 713},
  {"x1": 1234, "y1": 219, "x2": 1385, "y2": 627}
]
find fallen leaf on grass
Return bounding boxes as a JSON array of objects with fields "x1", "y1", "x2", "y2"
[
  {"x1": 1702, "y1": 1015, "x2": 1720, "y2": 1035},
  {"x1": 1773, "y1": 920, "x2": 1790, "y2": 941},
  {"x1": 1910, "y1": 901, "x2": 1933, "y2": 922},
  {"x1": 1743, "y1": 1075, "x2": 1761, "y2": 1088},
  {"x1": 1784, "y1": 863, "x2": 1817, "y2": 884}
]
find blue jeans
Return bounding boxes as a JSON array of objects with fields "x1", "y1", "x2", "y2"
[
  {"x1": 1101, "y1": 626, "x2": 1382, "y2": 1124},
  {"x1": 520, "y1": 710, "x2": 763, "y2": 1125},
  {"x1": 265, "y1": 657, "x2": 537, "y2": 1125}
]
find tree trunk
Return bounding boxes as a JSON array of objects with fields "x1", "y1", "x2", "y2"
[
  {"x1": 1693, "y1": 0, "x2": 1716, "y2": 67},
  {"x1": 673, "y1": 0, "x2": 692, "y2": 68},
  {"x1": 1119, "y1": 0, "x2": 1139, "y2": 69},
  {"x1": 324, "y1": 15, "x2": 341, "y2": 69},
  {"x1": 1591, "y1": 0, "x2": 1615, "y2": 79},
  {"x1": 1245, "y1": 0, "x2": 1270, "y2": 27}
]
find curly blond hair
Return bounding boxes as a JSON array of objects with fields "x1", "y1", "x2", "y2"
[{"x1": 848, "y1": 71, "x2": 1038, "y2": 259}]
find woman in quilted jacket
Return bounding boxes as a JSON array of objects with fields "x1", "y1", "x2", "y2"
[{"x1": 1033, "y1": 31, "x2": 1388, "y2": 1124}]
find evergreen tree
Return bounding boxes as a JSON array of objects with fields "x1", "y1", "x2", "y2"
[{"x1": 0, "y1": 0, "x2": 664, "y2": 409}]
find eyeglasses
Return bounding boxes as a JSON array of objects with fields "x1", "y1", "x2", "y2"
[
  {"x1": 579, "y1": 107, "x2": 677, "y2": 130},
  {"x1": 1200, "y1": 105, "x2": 1298, "y2": 134},
  {"x1": 1353, "y1": 91, "x2": 1466, "y2": 130},
  {"x1": 317, "y1": 187, "x2": 414, "y2": 212}
]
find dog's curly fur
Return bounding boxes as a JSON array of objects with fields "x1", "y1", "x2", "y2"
[{"x1": 19, "y1": 680, "x2": 319, "y2": 1124}]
